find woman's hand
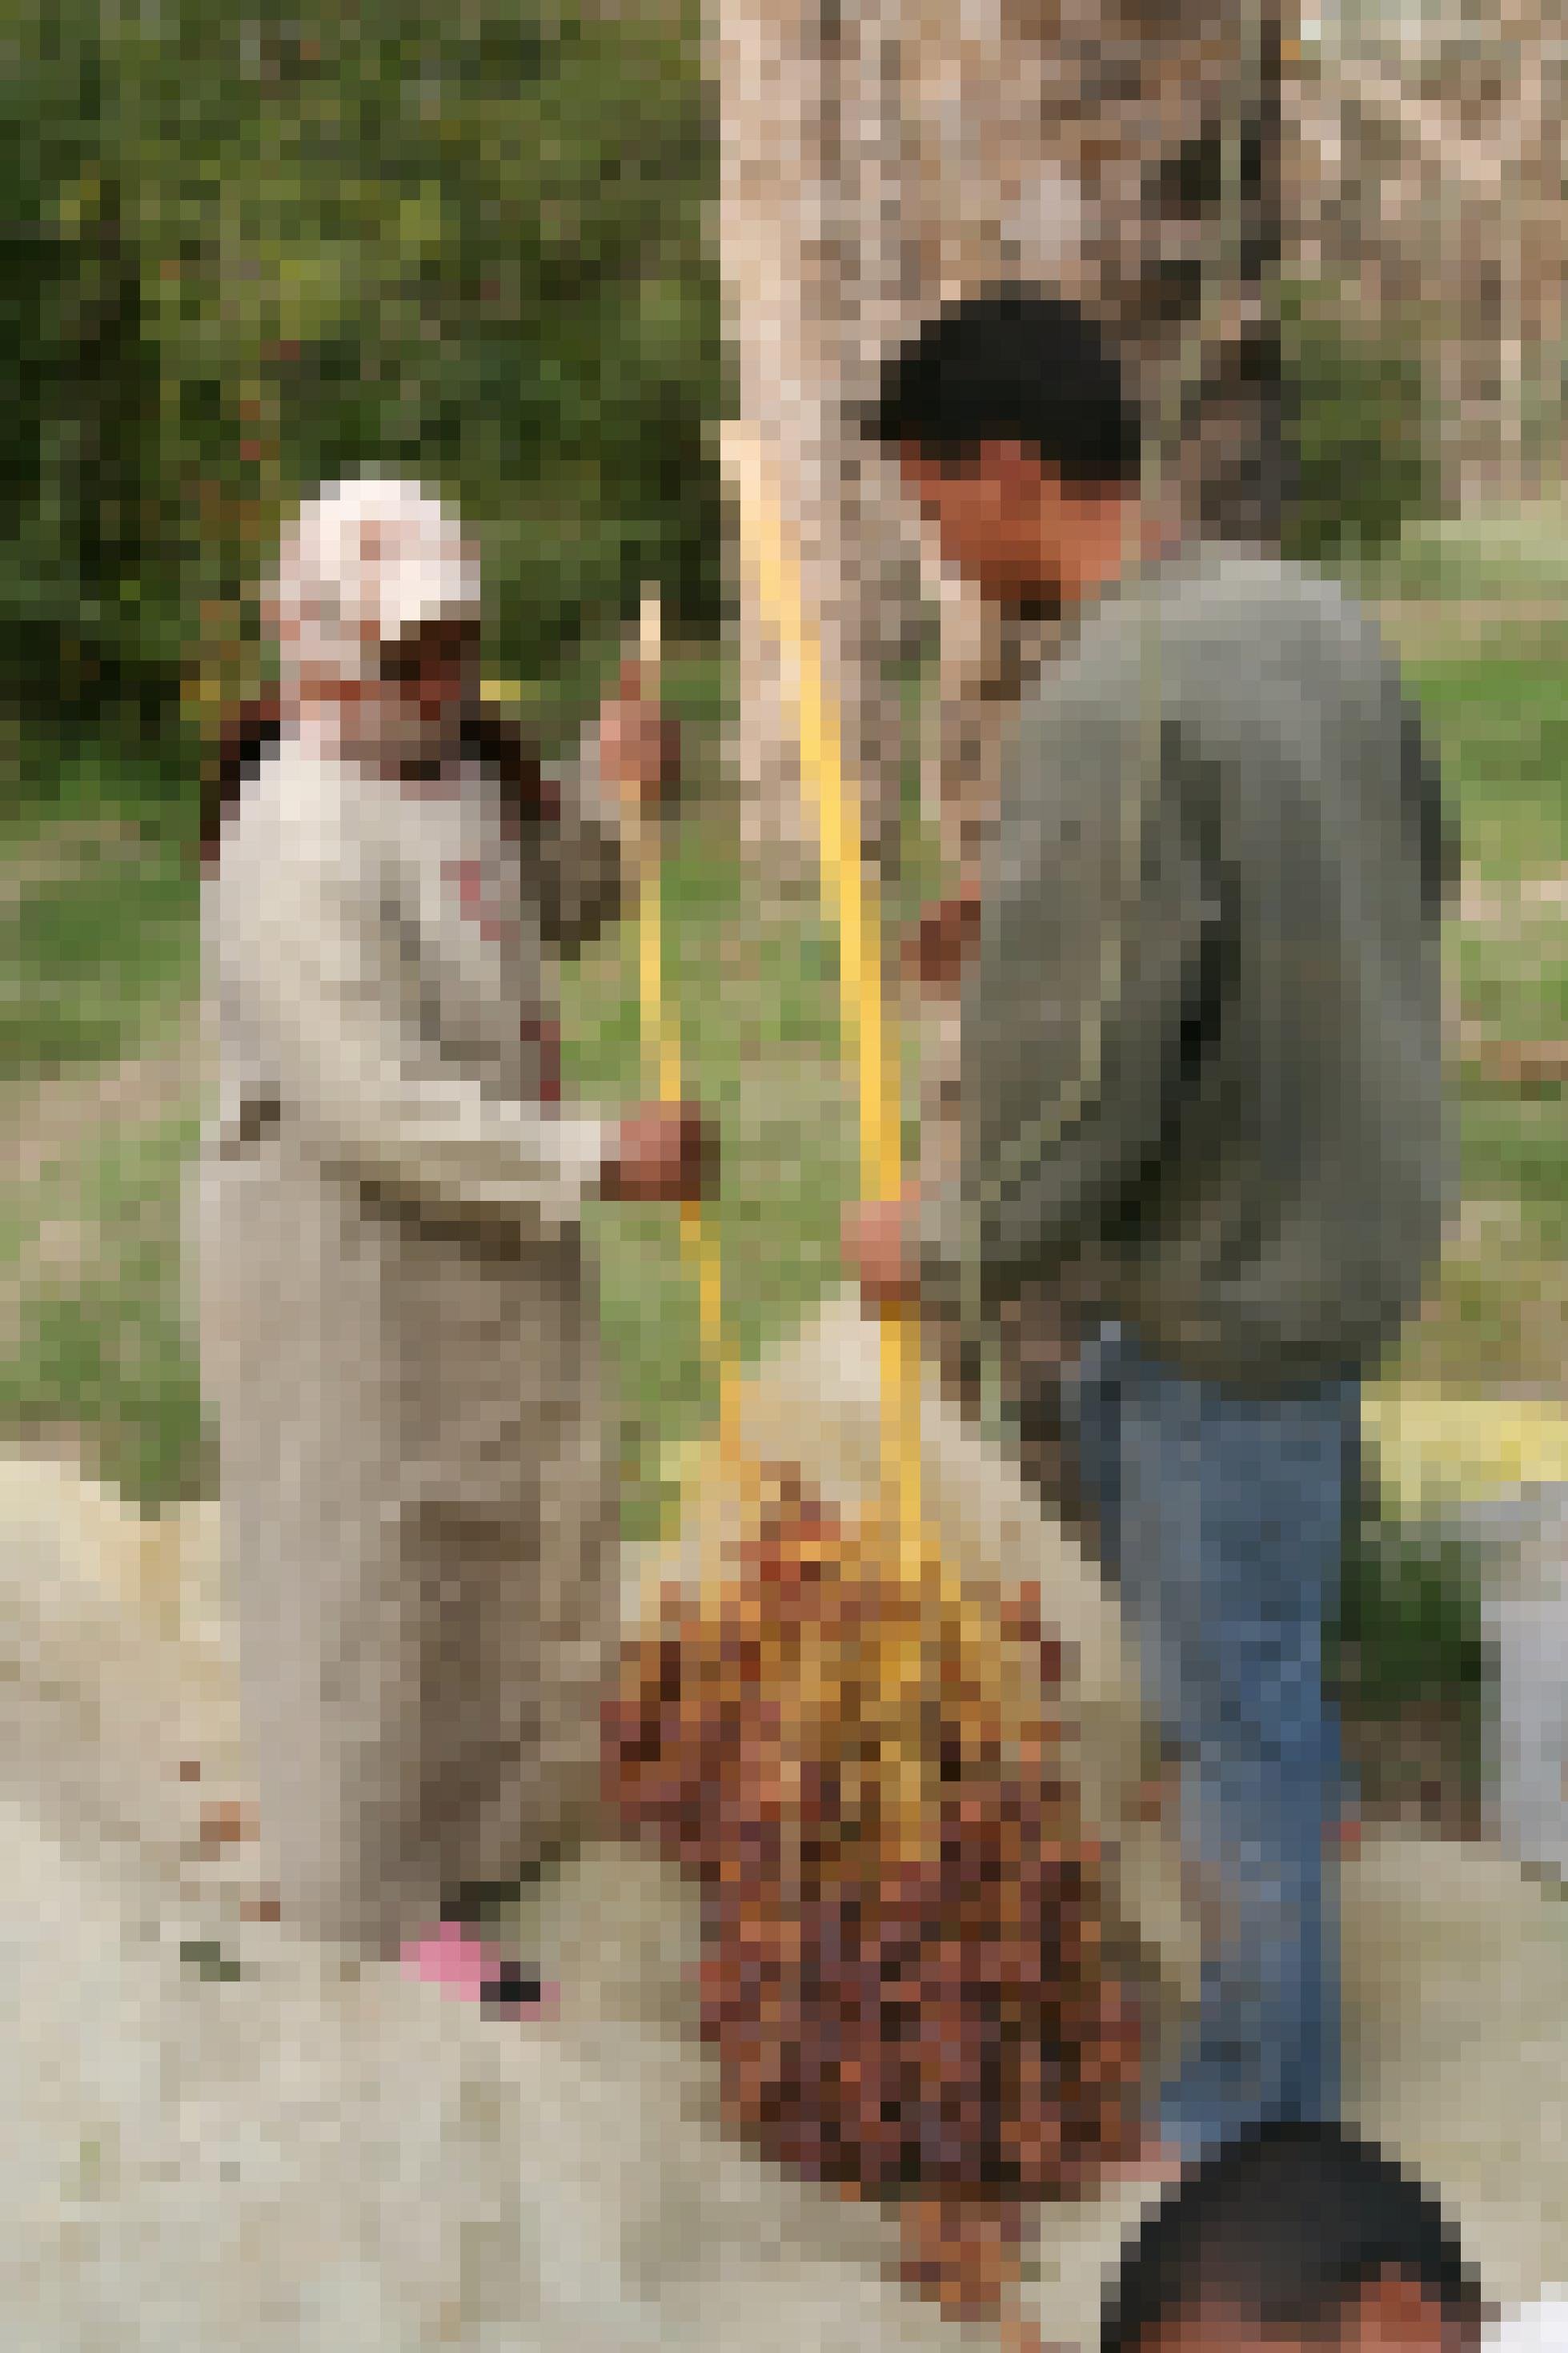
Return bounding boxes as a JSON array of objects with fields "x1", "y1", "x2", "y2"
[
  {"x1": 600, "y1": 1101, "x2": 716, "y2": 1205},
  {"x1": 904, "y1": 884, "x2": 981, "y2": 994},
  {"x1": 598, "y1": 660, "x2": 682, "y2": 816}
]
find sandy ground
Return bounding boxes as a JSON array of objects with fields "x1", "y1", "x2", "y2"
[{"x1": 5, "y1": 1310, "x2": 1568, "y2": 2349}]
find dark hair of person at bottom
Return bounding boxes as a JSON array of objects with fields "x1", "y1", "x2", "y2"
[{"x1": 1101, "y1": 2119, "x2": 1486, "y2": 2353}]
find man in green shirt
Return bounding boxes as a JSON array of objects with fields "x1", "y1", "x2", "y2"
[{"x1": 844, "y1": 290, "x2": 1455, "y2": 2167}]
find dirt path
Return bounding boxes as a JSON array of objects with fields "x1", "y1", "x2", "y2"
[
  {"x1": 1376, "y1": 598, "x2": 1568, "y2": 660},
  {"x1": 0, "y1": 817, "x2": 147, "y2": 919},
  {"x1": 4, "y1": 1002, "x2": 203, "y2": 1193},
  {"x1": 0, "y1": 1006, "x2": 207, "y2": 1489},
  {"x1": 1458, "y1": 869, "x2": 1568, "y2": 930}
]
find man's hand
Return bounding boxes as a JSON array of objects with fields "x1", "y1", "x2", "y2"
[
  {"x1": 597, "y1": 658, "x2": 682, "y2": 817},
  {"x1": 600, "y1": 1101, "x2": 716, "y2": 1205},
  {"x1": 841, "y1": 1191, "x2": 921, "y2": 1312},
  {"x1": 903, "y1": 884, "x2": 981, "y2": 994}
]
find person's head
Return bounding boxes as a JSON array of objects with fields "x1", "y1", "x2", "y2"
[
  {"x1": 265, "y1": 472, "x2": 483, "y2": 776},
  {"x1": 1101, "y1": 2123, "x2": 1487, "y2": 2353},
  {"x1": 859, "y1": 287, "x2": 1151, "y2": 613}
]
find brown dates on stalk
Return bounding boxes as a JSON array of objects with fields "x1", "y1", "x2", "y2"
[{"x1": 602, "y1": 1480, "x2": 1143, "y2": 2323}]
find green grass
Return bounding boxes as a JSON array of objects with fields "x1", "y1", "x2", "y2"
[
  {"x1": 1446, "y1": 909, "x2": 1567, "y2": 1275},
  {"x1": 0, "y1": 1105, "x2": 210, "y2": 1506},
  {"x1": 2, "y1": 1108, "x2": 201, "y2": 1279},
  {"x1": 1347, "y1": 595, "x2": 1566, "y2": 1764},
  {"x1": 1455, "y1": 928, "x2": 1568, "y2": 1046},
  {"x1": 0, "y1": 1275, "x2": 210, "y2": 1505},
  {"x1": 565, "y1": 811, "x2": 864, "y2": 1539},
  {"x1": 1383, "y1": 642, "x2": 1568, "y2": 1396},
  {"x1": 2, "y1": 725, "x2": 193, "y2": 847},
  {"x1": 1359, "y1": 486, "x2": 1568, "y2": 593},
  {"x1": 1403, "y1": 652, "x2": 1568, "y2": 878},
  {"x1": 1365, "y1": 490, "x2": 1568, "y2": 605},
  {"x1": 0, "y1": 830, "x2": 198, "y2": 1079}
]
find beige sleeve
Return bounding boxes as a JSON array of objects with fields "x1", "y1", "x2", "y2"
[{"x1": 220, "y1": 826, "x2": 609, "y2": 1233}]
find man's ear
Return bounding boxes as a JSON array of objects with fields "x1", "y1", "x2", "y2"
[
  {"x1": 1345, "y1": 2270, "x2": 1458, "y2": 2351},
  {"x1": 897, "y1": 443, "x2": 945, "y2": 491}
]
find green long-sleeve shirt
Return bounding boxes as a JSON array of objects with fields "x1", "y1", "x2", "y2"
[{"x1": 920, "y1": 543, "x2": 1457, "y2": 1395}]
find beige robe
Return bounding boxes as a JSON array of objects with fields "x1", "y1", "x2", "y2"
[{"x1": 194, "y1": 729, "x2": 624, "y2": 1956}]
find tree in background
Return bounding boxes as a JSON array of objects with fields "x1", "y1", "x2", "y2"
[
  {"x1": 2, "y1": 0, "x2": 1450, "y2": 806},
  {"x1": 5, "y1": 0, "x2": 728, "y2": 781},
  {"x1": 1280, "y1": 271, "x2": 1437, "y2": 572},
  {"x1": 1, "y1": 2, "x2": 170, "y2": 749}
]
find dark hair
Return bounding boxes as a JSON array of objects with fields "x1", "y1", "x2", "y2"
[
  {"x1": 859, "y1": 287, "x2": 1143, "y2": 488},
  {"x1": 200, "y1": 692, "x2": 282, "y2": 871},
  {"x1": 1101, "y1": 2122, "x2": 1486, "y2": 2353},
  {"x1": 198, "y1": 693, "x2": 555, "y2": 872}
]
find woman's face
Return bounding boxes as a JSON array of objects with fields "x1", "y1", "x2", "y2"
[
  {"x1": 373, "y1": 614, "x2": 481, "y2": 771},
  {"x1": 299, "y1": 613, "x2": 481, "y2": 775},
  {"x1": 378, "y1": 616, "x2": 482, "y2": 731}
]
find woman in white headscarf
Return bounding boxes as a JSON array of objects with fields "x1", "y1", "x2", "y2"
[{"x1": 194, "y1": 473, "x2": 709, "y2": 1983}]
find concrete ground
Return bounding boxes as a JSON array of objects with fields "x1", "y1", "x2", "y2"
[{"x1": 4, "y1": 1355, "x2": 1567, "y2": 2350}]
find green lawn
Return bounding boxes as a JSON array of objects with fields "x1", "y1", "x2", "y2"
[
  {"x1": 1, "y1": 834, "x2": 197, "y2": 1081},
  {"x1": 569, "y1": 808, "x2": 858, "y2": 1537},
  {"x1": 1365, "y1": 489, "x2": 1568, "y2": 607},
  {"x1": 1405, "y1": 652, "x2": 1568, "y2": 878},
  {"x1": 1380, "y1": 634, "x2": 1568, "y2": 1397}
]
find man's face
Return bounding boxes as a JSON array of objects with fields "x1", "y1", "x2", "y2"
[
  {"x1": 1141, "y1": 2275, "x2": 1476, "y2": 2353},
  {"x1": 894, "y1": 440, "x2": 1134, "y2": 610}
]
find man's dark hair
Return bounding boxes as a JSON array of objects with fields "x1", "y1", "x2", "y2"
[
  {"x1": 1101, "y1": 2122, "x2": 1486, "y2": 2352},
  {"x1": 859, "y1": 287, "x2": 1143, "y2": 488}
]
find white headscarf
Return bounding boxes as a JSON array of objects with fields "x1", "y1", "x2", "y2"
[{"x1": 269, "y1": 472, "x2": 482, "y2": 689}]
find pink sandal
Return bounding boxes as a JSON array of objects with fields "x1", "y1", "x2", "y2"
[{"x1": 400, "y1": 1921, "x2": 556, "y2": 2018}]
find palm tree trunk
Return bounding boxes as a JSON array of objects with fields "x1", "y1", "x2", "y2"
[{"x1": 713, "y1": 0, "x2": 1286, "y2": 861}]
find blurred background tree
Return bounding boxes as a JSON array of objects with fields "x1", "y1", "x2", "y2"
[
  {"x1": 0, "y1": 0, "x2": 1458, "y2": 809},
  {"x1": 3, "y1": 0, "x2": 726, "y2": 785},
  {"x1": 1, "y1": 2, "x2": 171, "y2": 749},
  {"x1": 1280, "y1": 269, "x2": 1439, "y2": 572}
]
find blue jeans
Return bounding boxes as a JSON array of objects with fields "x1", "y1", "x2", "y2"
[{"x1": 1070, "y1": 1323, "x2": 1357, "y2": 2158}]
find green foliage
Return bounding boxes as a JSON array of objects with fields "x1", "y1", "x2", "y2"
[
  {"x1": 3, "y1": 0, "x2": 728, "y2": 773},
  {"x1": 1405, "y1": 652, "x2": 1568, "y2": 876},
  {"x1": 0, "y1": 3, "x2": 173, "y2": 737},
  {"x1": 1332, "y1": 1501, "x2": 1487, "y2": 1725},
  {"x1": 1281, "y1": 274, "x2": 1441, "y2": 569},
  {"x1": 6, "y1": 4, "x2": 1462, "y2": 786}
]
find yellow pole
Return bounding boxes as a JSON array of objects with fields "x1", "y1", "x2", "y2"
[
  {"x1": 723, "y1": 424, "x2": 948, "y2": 1842},
  {"x1": 623, "y1": 588, "x2": 740, "y2": 1628}
]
